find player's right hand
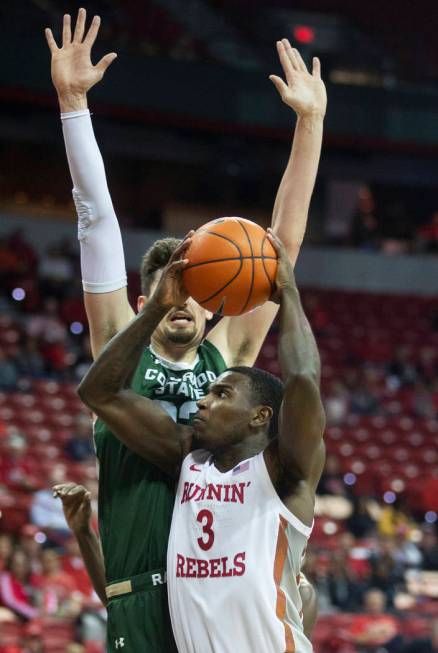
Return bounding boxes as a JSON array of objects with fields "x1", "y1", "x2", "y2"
[
  {"x1": 45, "y1": 8, "x2": 117, "y2": 110},
  {"x1": 53, "y1": 482, "x2": 92, "y2": 534},
  {"x1": 151, "y1": 232, "x2": 194, "y2": 309}
]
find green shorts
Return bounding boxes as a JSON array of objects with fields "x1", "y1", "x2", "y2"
[{"x1": 106, "y1": 568, "x2": 177, "y2": 653}]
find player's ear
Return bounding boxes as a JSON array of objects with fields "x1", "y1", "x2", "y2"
[
  {"x1": 250, "y1": 405, "x2": 273, "y2": 429},
  {"x1": 137, "y1": 295, "x2": 147, "y2": 312}
]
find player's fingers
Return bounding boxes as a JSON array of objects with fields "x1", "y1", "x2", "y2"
[
  {"x1": 269, "y1": 75, "x2": 288, "y2": 99},
  {"x1": 276, "y1": 41, "x2": 294, "y2": 83},
  {"x1": 266, "y1": 228, "x2": 286, "y2": 256},
  {"x1": 62, "y1": 14, "x2": 72, "y2": 47},
  {"x1": 84, "y1": 15, "x2": 101, "y2": 48},
  {"x1": 172, "y1": 237, "x2": 192, "y2": 262},
  {"x1": 293, "y1": 48, "x2": 308, "y2": 73},
  {"x1": 45, "y1": 28, "x2": 59, "y2": 53},
  {"x1": 73, "y1": 7, "x2": 86, "y2": 43},
  {"x1": 281, "y1": 39, "x2": 300, "y2": 73},
  {"x1": 312, "y1": 56, "x2": 321, "y2": 78},
  {"x1": 65, "y1": 484, "x2": 88, "y2": 497},
  {"x1": 95, "y1": 52, "x2": 118, "y2": 75}
]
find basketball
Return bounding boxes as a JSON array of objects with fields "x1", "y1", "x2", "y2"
[{"x1": 182, "y1": 217, "x2": 278, "y2": 316}]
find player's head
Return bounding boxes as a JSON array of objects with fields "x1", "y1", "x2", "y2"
[
  {"x1": 138, "y1": 238, "x2": 212, "y2": 348},
  {"x1": 193, "y1": 367, "x2": 284, "y2": 452}
]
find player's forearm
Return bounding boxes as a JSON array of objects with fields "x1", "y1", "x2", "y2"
[
  {"x1": 278, "y1": 282, "x2": 320, "y2": 384},
  {"x1": 74, "y1": 526, "x2": 108, "y2": 606},
  {"x1": 271, "y1": 113, "x2": 324, "y2": 266},
  {"x1": 78, "y1": 298, "x2": 168, "y2": 408}
]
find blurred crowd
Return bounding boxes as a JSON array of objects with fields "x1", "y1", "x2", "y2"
[{"x1": 0, "y1": 230, "x2": 437, "y2": 652}]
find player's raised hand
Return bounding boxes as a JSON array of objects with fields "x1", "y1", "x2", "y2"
[
  {"x1": 53, "y1": 482, "x2": 92, "y2": 534},
  {"x1": 269, "y1": 39, "x2": 326, "y2": 118},
  {"x1": 266, "y1": 228, "x2": 296, "y2": 303},
  {"x1": 45, "y1": 8, "x2": 117, "y2": 111},
  {"x1": 151, "y1": 232, "x2": 194, "y2": 309}
]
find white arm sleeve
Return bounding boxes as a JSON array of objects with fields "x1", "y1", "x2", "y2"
[{"x1": 61, "y1": 109, "x2": 127, "y2": 293}]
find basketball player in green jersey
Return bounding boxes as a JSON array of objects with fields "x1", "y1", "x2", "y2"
[{"x1": 46, "y1": 8, "x2": 326, "y2": 652}]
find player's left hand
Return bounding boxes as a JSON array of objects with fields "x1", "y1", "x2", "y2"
[
  {"x1": 266, "y1": 229, "x2": 296, "y2": 303},
  {"x1": 152, "y1": 232, "x2": 194, "y2": 309},
  {"x1": 269, "y1": 40, "x2": 326, "y2": 118}
]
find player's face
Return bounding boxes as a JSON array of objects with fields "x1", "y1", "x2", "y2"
[
  {"x1": 139, "y1": 271, "x2": 210, "y2": 348},
  {"x1": 192, "y1": 371, "x2": 254, "y2": 450}
]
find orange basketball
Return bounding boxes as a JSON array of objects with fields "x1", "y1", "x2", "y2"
[{"x1": 182, "y1": 217, "x2": 278, "y2": 316}]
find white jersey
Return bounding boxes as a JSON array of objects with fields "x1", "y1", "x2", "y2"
[{"x1": 167, "y1": 449, "x2": 313, "y2": 653}]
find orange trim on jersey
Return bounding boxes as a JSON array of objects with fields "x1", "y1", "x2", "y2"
[{"x1": 273, "y1": 515, "x2": 295, "y2": 653}]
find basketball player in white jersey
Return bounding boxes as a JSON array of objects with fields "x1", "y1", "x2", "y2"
[{"x1": 77, "y1": 229, "x2": 325, "y2": 653}]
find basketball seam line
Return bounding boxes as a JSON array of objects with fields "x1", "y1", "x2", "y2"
[
  {"x1": 194, "y1": 230, "x2": 244, "y2": 307},
  {"x1": 185, "y1": 255, "x2": 277, "y2": 270},
  {"x1": 237, "y1": 219, "x2": 255, "y2": 315}
]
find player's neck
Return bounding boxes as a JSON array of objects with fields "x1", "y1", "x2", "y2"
[
  {"x1": 213, "y1": 433, "x2": 268, "y2": 473},
  {"x1": 151, "y1": 337, "x2": 199, "y2": 365}
]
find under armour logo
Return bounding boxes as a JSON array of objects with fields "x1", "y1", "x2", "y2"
[{"x1": 115, "y1": 638, "x2": 125, "y2": 649}]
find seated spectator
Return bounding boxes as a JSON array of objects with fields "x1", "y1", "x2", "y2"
[
  {"x1": 324, "y1": 380, "x2": 349, "y2": 425},
  {"x1": 15, "y1": 337, "x2": 45, "y2": 379},
  {"x1": 350, "y1": 379, "x2": 380, "y2": 416},
  {"x1": 387, "y1": 346, "x2": 417, "y2": 388},
  {"x1": 403, "y1": 618, "x2": 438, "y2": 653},
  {"x1": 327, "y1": 551, "x2": 364, "y2": 612},
  {"x1": 420, "y1": 526, "x2": 438, "y2": 571},
  {"x1": 347, "y1": 496, "x2": 376, "y2": 539},
  {"x1": 0, "y1": 536, "x2": 12, "y2": 574},
  {"x1": 21, "y1": 621, "x2": 46, "y2": 653},
  {"x1": 378, "y1": 497, "x2": 416, "y2": 539},
  {"x1": 349, "y1": 589, "x2": 403, "y2": 652},
  {"x1": 38, "y1": 549, "x2": 81, "y2": 619},
  {"x1": 0, "y1": 348, "x2": 18, "y2": 391},
  {"x1": 65, "y1": 414, "x2": 94, "y2": 463},
  {"x1": 318, "y1": 453, "x2": 347, "y2": 496},
  {"x1": 18, "y1": 526, "x2": 43, "y2": 575},
  {"x1": 0, "y1": 432, "x2": 37, "y2": 493},
  {"x1": 30, "y1": 466, "x2": 69, "y2": 540},
  {"x1": 0, "y1": 550, "x2": 39, "y2": 621}
]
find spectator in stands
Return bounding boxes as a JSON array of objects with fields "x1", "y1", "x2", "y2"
[
  {"x1": 64, "y1": 414, "x2": 94, "y2": 463},
  {"x1": 18, "y1": 526, "x2": 43, "y2": 575},
  {"x1": 378, "y1": 497, "x2": 416, "y2": 539},
  {"x1": 0, "y1": 549, "x2": 39, "y2": 621},
  {"x1": 403, "y1": 618, "x2": 438, "y2": 653},
  {"x1": 327, "y1": 551, "x2": 364, "y2": 612},
  {"x1": 350, "y1": 377, "x2": 380, "y2": 416},
  {"x1": 349, "y1": 588, "x2": 403, "y2": 652},
  {"x1": 349, "y1": 185, "x2": 381, "y2": 250},
  {"x1": 347, "y1": 496, "x2": 376, "y2": 539},
  {"x1": 62, "y1": 537, "x2": 106, "y2": 642},
  {"x1": 21, "y1": 621, "x2": 46, "y2": 653},
  {"x1": 318, "y1": 453, "x2": 348, "y2": 496},
  {"x1": 387, "y1": 346, "x2": 417, "y2": 388},
  {"x1": 39, "y1": 241, "x2": 74, "y2": 301},
  {"x1": 0, "y1": 432, "x2": 37, "y2": 493},
  {"x1": 0, "y1": 535, "x2": 13, "y2": 573},
  {"x1": 30, "y1": 466, "x2": 69, "y2": 540},
  {"x1": 324, "y1": 380, "x2": 349, "y2": 425},
  {"x1": 417, "y1": 346, "x2": 438, "y2": 386},
  {"x1": 38, "y1": 549, "x2": 81, "y2": 619},
  {"x1": 420, "y1": 526, "x2": 438, "y2": 571},
  {"x1": 0, "y1": 348, "x2": 18, "y2": 391},
  {"x1": 15, "y1": 337, "x2": 45, "y2": 379}
]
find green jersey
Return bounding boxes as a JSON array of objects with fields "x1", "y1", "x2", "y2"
[{"x1": 94, "y1": 339, "x2": 227, "y2": 583}]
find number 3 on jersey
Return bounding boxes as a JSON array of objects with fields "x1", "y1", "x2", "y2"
[{"x1": 197, "y1": 509, "x2": 214, "y2": 551}]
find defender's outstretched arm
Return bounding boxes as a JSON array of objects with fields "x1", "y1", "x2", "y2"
[
  {"x1": 46, "y1": 9, "x2": 134, "y2": 359},
  {"x1": 77, "y1": 239, "x2": 193, "y2": 476},
  {"x1": 207, "y1": 41, "x2": 326, "y2": 367}
]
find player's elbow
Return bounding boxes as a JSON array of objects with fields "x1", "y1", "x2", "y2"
[{"x1": 77, "y1": 376, "x2": 109, "y2": 410}]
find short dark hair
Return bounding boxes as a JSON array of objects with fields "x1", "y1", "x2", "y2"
[
  {"x1": 228, "y1": 366, "x2": 284, "y2": 439},
  {"x1": 140, "y1": 237, "x2": 182, "y2": 296}
]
